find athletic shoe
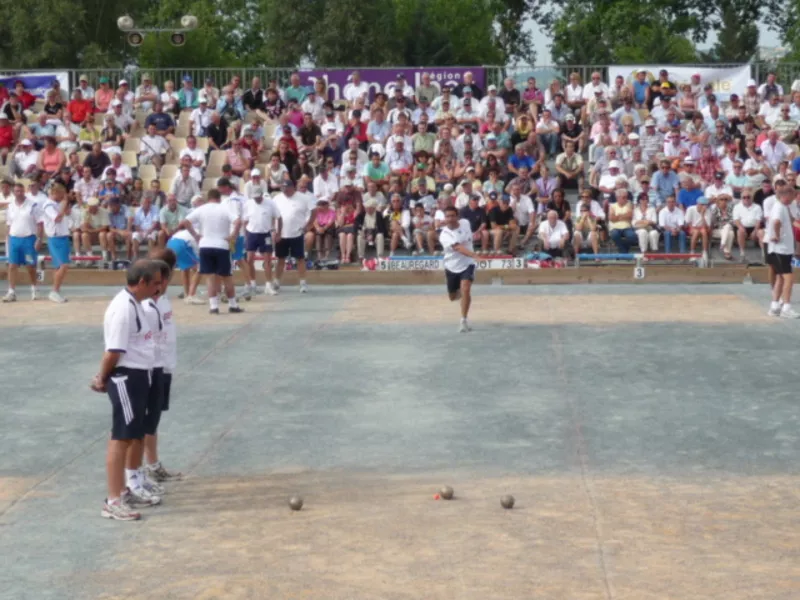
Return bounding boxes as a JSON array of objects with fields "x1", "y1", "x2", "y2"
[
  {"x1": 272, "y1": 280, "x2": 281, "y2": 291},
  {"x1": 123, "y1": 486, "x2": 161, "y2": 507},
  {"x1": 177, "y1": 291, "x2": 186, "y2": 300},
  {"x1": 780, "y1": 308, "x2": 800, "y2": 319},
  {"x1": 30, "y1": 288, "x2": 39, "y2": 301},
  {"x1": 140, "y1": 472, "x2": 166, "y2": 495},
  {"x1": 768, "y1": 306, "x2": 782, "y2": 317},
  {"x1": 229, "y1": 306, "x2": 244, "y2": 313},
  {"x1": 2, "y1": 291, "x2": 16, "y2": 303},
  {"x1": 459, "y1": 321, "x2": 469, "y2": 333},
  {"x1": 241, "y1": 288, "x2": 252, "y2": 301},
  {"x1": 146, "y1": 463, "x2": 183, "y2": 482},
  {"x1": 48, "y1": 291, "x2": 67, "y2": 304},
  {"x1": 299, "y1": 282, "x2": 309, "y2": 293},
  {"x1": 101, "y1": 498, "x2": 141, "y2": 521},
  {"x1": 186, "y1": 296, "x2": 205, "y2": 305},
  {"x1": 266, "y1": 282, "x2": 278, "y2": 296},
  {"x1": 209, "y1": 308, "x2": 220, "y2": 315}
]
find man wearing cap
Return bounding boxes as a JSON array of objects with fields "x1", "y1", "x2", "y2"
[
  {"x1": 479, "y1": 85, "x2": 505, "y2": 117},
  {"x1": 76, "y1": 74, "x2": 95, "y2": 103},
  {"x1": 273, "y1": 179, "x2": 311, "y2": 293},
  {"x1": 198, "y1": 78, "x2": 220, "y2": 109},
  {"x1": 356, "y1": 195, "x2": 387, "y2": 259},
  {"x1": 177, "y1": 75, "x2": 198, "y2": 110},
  {"x1": 94, "y1": 77, "x2": 114, "y2": 113},
  {"x1": 114, "y1": 80, "x2": 135, "y2": 115},
  {"x1": 134, "y1": 74, "x2": 159, "y2": 112},
  {"x1": 631, "y1": 69, "x2": 650, "y2": 109},
  {"x1": 76, "y1": 196, "x2": 110, "y2": 259},
  {"x1": 742, "y1": 79, "x2": 761, "y2": 116},
  {"x1": 704, "y1": 170, "x2": 733, "y2": 203},
  {"x1": 243, "y1": 181, "x2": 280, "y2": 295},
  {"x1": 3, "y1": 182, "x2": 44, "y2": 302}
]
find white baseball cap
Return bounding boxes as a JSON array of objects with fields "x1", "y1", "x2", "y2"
[
  {"x1": 487, "y1": 84, "x2": 497, "y2": 92},
  {"x1": 111, "y1": 99, "x2": 122, "y2": 107},
  {"x1": 609, "y1": 160, "x2": 621, "y2": 169},
  {"x1": 251, "y1": 168, "x2": 261, "y2": 177},
  {"x1": 118, "y1": 79, "x2": 128, "y2": 86},
  {"x1": 20, "y1": 139, "x2": 32, "y2": 146},
  {"x1": 747, "y1": 79, "x2": 756, "y2": 87}
]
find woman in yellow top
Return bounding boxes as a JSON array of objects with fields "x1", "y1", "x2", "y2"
[{"x1": 608, "y1": 189, "x2": 637, "y2": 253}]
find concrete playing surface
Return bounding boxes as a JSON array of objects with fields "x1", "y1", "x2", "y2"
[{"x1": 1, "y1": 282, "x2": 799, "y2": 600}]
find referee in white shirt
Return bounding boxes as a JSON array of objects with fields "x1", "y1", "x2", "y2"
[
  {"x1": 91, "y1": 260, "x2": 163, "y2": 521},
  {"x1": 439, "y1": 206, "x2": 481, "y2": 332},
  {"x1": 273, "y1": 179, "x2": 311, "y2": 293}
]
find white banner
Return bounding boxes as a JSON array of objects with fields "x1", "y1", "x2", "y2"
[
  {"x1": 0, "y1": 71, "x2": 70, "y2": 97},
  {"x1": 609, "y1": 65, "x2": 751, "y2": 101},
  {"x1": 377, "y1": 257, "x2": 526, "y2": 271}
]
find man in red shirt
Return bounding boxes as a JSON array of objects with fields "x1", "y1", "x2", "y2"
[
  {"x1": 0, "y1": 114, "x2": 13, "y2": 164},
  {"x1": 67, "y1": 89, "x2": 93, "y2": 124},
  {"x1": 13, "y1": 80, "x2": 35, "y2": 109}
]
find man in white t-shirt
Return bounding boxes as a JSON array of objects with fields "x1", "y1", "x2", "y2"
[
  {"x1": 3, "y1": 182, "x2": 44, "y2": 302},
  {"x1": 180, "y1": 189, "x2": 243, "y2": 314},
  {"x1": 439, "y1": 205, "x2": 480, "y2": 333},
  {"x1": 537, "y1": 210, "x2": 570, "y2": 257},
  {"x1": 91, "y1": 260, "x2": 162, "y2": 521},
  {"x1": 273, "y1": 180, "x2": 312, "y2": 293},
  {"x1": 218, "y1": 177, "x2": 249, "y2": 300},
  {"x1": 732, "y1": 189, "x2": 763, "y2": 261},
  {"x1": 243, "y1": 188, "x2": 281, "y2": 296},
  {"x1": 343, "y1": 71, "x2": 370, "y2": 106},
  {"x1": 685, "y1": 196, "x2": 712, "y2": 259},
  {"x1": 766, "y1": 187, "x2": 799, "y2": 318}
]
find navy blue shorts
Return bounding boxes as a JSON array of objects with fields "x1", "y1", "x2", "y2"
[
  {"x1": 143, "y1": 367, "x2": 164, "y2": 436},
  {"x1": 275, "y1": 236, "x2": 305, "y2": 259},
  {"x1": 245, "y1": 231, "x2": 273, "y2": 254},
  {"x1": 445, "y1": 264, "x2": 476, "y2": 294},
  {"x1": 106, "y1": 367, "x2": 150, "y2": 441},
  {"x1": 162, "y1": 372, "x2": 172, "y2": 412},
  {"x1": 199, "y1": 247, "x2": 232, "y2": 276}
]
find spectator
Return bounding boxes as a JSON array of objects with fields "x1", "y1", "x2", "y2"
[
  {"x1": 198, "y1": 78, "x2": 220, "y2": 109},
  {"x1": 538, "y1": 209, "x2": 570, "y2": 257},
  {"x1": 138, "y1": 123, "x2": 170, "y2": 171},
  {"x1": 161, "y1": 80, "x2": 180, "y2": 115},
  {"x1": 169, "y1": 163, "x2": 200, "y2": 208},
  {"x1": 106, "y1": 198, "x2": 132, "y2": 259},
  {"x1": 145, "y1": 101, "x2": 176, "y2": 137},
  {"x1": 760, "y1": 129, "x2": 792, "y2": 171},
  {"x1": 94, "y1": 77, "x2": 114, "y2": 113},
  {"x1": 76, "y1": 74, "x2": 95, "y2": 103},
  {"x1": 488, "y1": 193, "x2": 517, "y2": 252},
  {"x1": 134, "y1": 73, "x2": 159, "y2": 112},
  {"x1": 555, "y1": 141, "x2": 584, "y2": 191},
  {"x1": 685, "y1": 196, "x2": 711, "y2": 256},
  {"x1": 384, "y1": 193, "x2": 411, "y2": 254},
  {"x1": 75, "y1": 165, "x2": 100, "y2": 204},
  {"x1": 131, "y1": 193, "x2": 161, "y2": 255},
  {"x1": 101, "y1": 152, "x2": 133, "y2": 188},
  {"x1": 572, "y1": 197, "x2": 600, "y2": 255},
  {"x1": 356, "y1": 196, "x2": 387, "y2": 259},
  {"x1": 608, "y1": 189, "x2": 636, "y2": 253},
  {"x1": 36, "y1": 136, "x2": 65, "y2": 183},
  {"x1": 536, "y1": 108, "x2": 560, "y2": 159},
  {"x1": 177, "y1": 75, "x2": 198, "y2": 110},
  {"x1": 633, "y1": 193, "x2": 659, "y2": 252},
  {"x1": 733, "y1": 189, "x2": 763, "y2": 260},
  {"x1": 710, "y1": 193, "x2": 735, "y2": 259},
  {"x1": 76, "y1": 197, "x2": 110, "y2": 260},
  {"x1": 460, "y1": 193, "x2": 490, "y2": 253},
  {"x1": 704, "y1": 171, "x2": 733, "y2": 202},
  {"x1": 157, "y1": 194, "x2": 187, "y2": 246},
  {"x1": 508, "y1": 181, "x2": 535, "y2": 246}
]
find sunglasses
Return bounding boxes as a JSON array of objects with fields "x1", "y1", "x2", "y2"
[{"x1": 742, "y1": 195, "x2": 752, "y2": 199}]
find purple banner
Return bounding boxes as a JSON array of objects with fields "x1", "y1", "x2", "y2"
[{"x1": 298, "y1": 67, "x2": 485, "y2": 102}]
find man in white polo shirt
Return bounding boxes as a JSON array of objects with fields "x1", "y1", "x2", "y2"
[
  {"x1": 733, "y1": 189, "x2": 763, "y2": 261},
  {"x1": 273, "y1": 179, "x2": 311, "y2": 293},
  {"x1": 3, "y1": 182, "x2": 44, "y2": 302},
  {"x1": 218, "y1": 177, "x2": 250, "y2": 301},
  {"x1": 91, "y1": 260, "x2": 163, "y2": 521},
  {"x1": 766, "y1": 187, "x2": 799, "y2": 318},
  {"x1": 180, "y1": 189, "x2": 244, "y2": 314},
  {"x1": 42, "y1": 182, "x2": 73, "y2": 303},
  {"x1": 439, "y1": 205, "x2": 480, "y2": 333},
  {"x1": 243, "y1": 185, "x2": 281, "y2": 296}
]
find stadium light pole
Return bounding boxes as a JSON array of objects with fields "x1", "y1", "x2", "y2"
[{"x1": 117, "y1": 15, "x2": 199, "y2": 68}]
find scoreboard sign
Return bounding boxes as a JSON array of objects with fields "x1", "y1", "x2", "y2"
[{"x1": 377, "y1": 257, "x2": 526, "y2": 271}]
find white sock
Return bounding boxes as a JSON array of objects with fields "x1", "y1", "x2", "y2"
[
  {"x1": 300, "y1": 279, "x2": 306, "y2": 286},
  {"x1": 107, "y1": 496, "x2": 120, "y2": 505},
  {"x1": 782, "y1": 303, "x2": 792, "y2": 312},
  {"x1": 771, "y1": 301, "x2": 781, "y2": 310},
  {"x1": 249, "y1": 280, "x2": 256, "y2": 288},
  {"x1": 209, "y1": 296, "x2": 220, "y2": 310},
  {"x1": 229, "y1": 296, "x2": 239, "y2": 308},
  {"x1": 7, "y1": 287, "x2": 15, "y2": 293},
  {"x1": 125, "y1": 469, "x2": 139, "y2": 488},
  {"x1": 31, "y1": 285, "x2": 37, "y2": 293},
  {"x1": 460, "y1": 317, "x2": 467, "y2": 324}
]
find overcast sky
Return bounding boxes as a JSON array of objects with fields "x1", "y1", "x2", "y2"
[{"x1": 526, "y1": 20, "x2": 781, "y2": 65}]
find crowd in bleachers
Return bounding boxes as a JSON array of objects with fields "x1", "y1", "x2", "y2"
[{"x1": 2, "y1": 67, "x2": 800, "y2": 264}]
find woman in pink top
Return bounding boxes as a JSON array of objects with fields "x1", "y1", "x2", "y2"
[
  {"x1": 37, "y1": 136, "x2": 66, "y2": 182},
  {"x1": 94, "y1": 78, "x2": 114, "y2": 113},
  {"x1": 306, "y1": 198, "x2": 336, "y2": 260}
]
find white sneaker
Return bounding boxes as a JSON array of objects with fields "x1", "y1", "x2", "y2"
[
  {"x1": 101, "y1": 498, "x2": 141, "y2": 521},
  {"x1": 299, "y1": 282, "x2": 309, "y2": 294},
  {"x1": 139, "y1": 471, "x2": 166, "y2": 495},
  {"x1": 768, "y1": 306, "x2": 782, "y2": 317},
  {"x1": 780, "y1": 308, "x2": 800, "y2": 319},
  {"x1": 266, "y1": 282, "x2": 278, "y2": 296},
  {"x1": 186, "y1": 295, "x2": 205, "y2": 305},
  {"x1": 1, "y1": 290, "x2": 16, "y2": 303},
  {"x1": 30, "y1": 288, "x2": 39, "y2": 301},
  {"x1": 459, "y1": 321, "x2": 469, "y2": 333},
  {"x1": 124, "y1": 486, "x2": 161, "y2": 507},
  {"x1": 48, "y1": 291, "x2": 67, "y2": 303},
  {"x1": 272, "y1": 280, "x2": 281, "y2": 291}
]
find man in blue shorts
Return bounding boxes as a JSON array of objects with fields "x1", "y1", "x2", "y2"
[
  {"x1": 166, "y1": 228, "x2": 201, "y2": 302},
  {"x1": 243, "y1": 187, "x2": 281, "y2": 295},
  {"x1": 3, "y1": 182, "x2": 44, "y2": 302},
  {"x1": 180, "y1": 189, "x2": 243, "y2": 314},
  {"x1": 42, "y1": 182, "x2": 73, "y2": 303}
]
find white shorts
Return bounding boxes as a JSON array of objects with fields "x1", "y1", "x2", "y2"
[{"x1": 132, "y1": 230, "x2": 159, "y2": 243}]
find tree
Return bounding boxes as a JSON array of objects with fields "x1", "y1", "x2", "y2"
[{"x1": 709, "y1": 3, "x2": 759, "y2": 63}]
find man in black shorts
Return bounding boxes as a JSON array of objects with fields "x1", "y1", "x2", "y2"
[
  {"x1": 91, "y1": 260, "x2": 163, "y2": 521},
  {"x1": 766, "y1": 187, "x2": 799, "y2": 318},
  {"x1": 273, "y1": 180, "x2": 312, "y2": 294},
  {"x1": 488, "y1": 193, "x2": 518, "y2": 253},
  {"x1": 459, "y1": 193, "x2": 490, "y2": 253},
  {"x1": 439, "y1": 206, "x2": 481, "y2": 333}
]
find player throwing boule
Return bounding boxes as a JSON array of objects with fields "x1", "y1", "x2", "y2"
[{"x1": 440, "y1": 205, "x2": 480, "y2": 333}]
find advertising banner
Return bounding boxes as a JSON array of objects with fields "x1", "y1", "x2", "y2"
[
  {"x1": 299, "y1": 67, "x2": 485, "y2": 103},
  {"x1": 609, "y1": 65, "x2": 751, "y2": 101},
  {"x1": 376, "y1": 256, "x2": 525, "y2": 271},
  {"x1": 0, "y1": 71, "x2": 70, "y2": 97}
]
